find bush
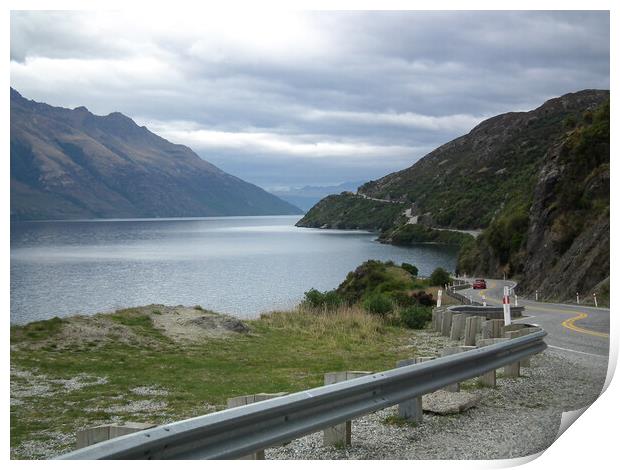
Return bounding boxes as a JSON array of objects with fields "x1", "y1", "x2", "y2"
[
  {"x1": 401, "y1": 263, "x2": 419, "y2": 276},
  {"x1": 411, "y1": 291, "x2": 434, "y2": 306},
  {"x1": 400, "y1": 306, "x2": 432, "y2": 329},
  {"x1": 362, "y1": 293, "x2": 393, "y2": 316},
  {"x1": 303, "y1": 288, "x2": 343, "y2": 310},
  {"x1": 429, "y1": 267, "x2": 451, "y2": 286},
  {"x1": 336, "y1": 260, "x2": 415, "y2": 304},
  {"x1": 390, "y1": 291, "x2": 417, "y2": 307}
]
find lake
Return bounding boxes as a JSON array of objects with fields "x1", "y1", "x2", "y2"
[{"x1": 10, "y1": 216, "x2": 459, "y2": 324}]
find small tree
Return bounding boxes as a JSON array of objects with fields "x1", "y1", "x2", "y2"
[
  {"x1": 401, "y1": 262, "x2": 419, "y2": 277},
  {"x1": 400, "y1": 305, "x2": 432, "y2": 329},
  {"x1": 429, "y1": 267, "x2": 451, "y2": 286},
  {"x1": 362, "y1": 293, "x2": 393, "y2": 316}
]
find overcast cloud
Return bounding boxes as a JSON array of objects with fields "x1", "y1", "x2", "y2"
[{"x1": 10, "y1": 10, "x2": 610, "y2": 189}]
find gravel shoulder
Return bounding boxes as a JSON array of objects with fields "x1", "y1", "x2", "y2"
[{"x1": 267, "y1": 348, "x2": 608, "y2": 460}]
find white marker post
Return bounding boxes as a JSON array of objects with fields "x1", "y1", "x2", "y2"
[
  {"x1": 594, "y1": 293, "x2": 598, "y2": 308},
  {"x1": 503, "y1": 286, "x2": 512, "y2": 326},
  {"x1": 576, "y1": 293, "x2": 580, "y2": 305},
  {"x1": 482, "y1": 294, "x2": 487, "y2": 307},
  {"x1": 437, "y1": 289, "x2": 442, "y2": 308},
  {"x1": 535, "y1": 290, "x2": 538, "y2": 302},
  {"x1": 514, "y1": 294, "x2": 518, "y2": 307}
]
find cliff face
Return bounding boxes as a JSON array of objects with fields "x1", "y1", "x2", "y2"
[
  {"x1": 10, "y1": 88, "x2": 301, "y2": 220},
  {"x1": 515, "y1": 102, "x2": 609, "y2": 302}
]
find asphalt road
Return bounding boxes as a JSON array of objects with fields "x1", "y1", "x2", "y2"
[{"x1": 456, "y1": 278, "x2": 610, "y2": 358}]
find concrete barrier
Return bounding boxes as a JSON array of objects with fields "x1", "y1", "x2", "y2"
[
  {"x1": 450, "y1": 314, "x2": 466, "y2": 340},
  {"x1": 463, "y1": 316, "x2": 481, "y2": 346},
  {"x1": 440, "y1": 310, "x2": 453, "y2": 336},
  {"x1": 323, "y1": 371, "x2": 372, "y2": 446},
  {"x1": 482, "y1": 319, "x2": 504, "y2": 339}
]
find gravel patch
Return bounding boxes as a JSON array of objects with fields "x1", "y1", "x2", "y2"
[
  {"x1": 130, "y1": 386, "x2": 170, "y2": 397},
  {"x1": 266, "y1": 349, "x2": 607, "y2": 459},
  {"x1": 10, "y1": 367, "x2": 108, "y2": 399},
  {"x1": 87, "y1": 400, "x2": 168, "y2": 414}
]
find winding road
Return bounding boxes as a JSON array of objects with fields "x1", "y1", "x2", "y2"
[{"x1": 456, "y1": 278, "x2": 610, "y2": 358}]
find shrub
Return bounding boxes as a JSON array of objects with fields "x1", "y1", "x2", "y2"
[
  {"x1": 362, "y1": 293, "x2": 393, "y2": 316},
  {"x1": 400, "y1": 306, "x2": 432, "y2": 329},
  {"x1": 390, "y1": 291, "x2": 417, "y2": 308},
  {"x1": 302, "y1": 288, "x2": 343, "y2": 310},
  {"x1": 336, "y1": 260, "x2": 415, "y2": 303},
  {"x1": 401, "y1": 263, "x2": 419, "y2": 276},
  {"x1": 411, "y1": 291, "x2": 434, "y2": 306},
  {"x1": 429, "y1": 267, "x2": 451, "y2": 286}
]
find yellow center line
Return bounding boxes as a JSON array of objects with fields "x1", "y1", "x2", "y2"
[
  {"x1": 560, "y1": 312, "x2": 608, "y2": 338},
  {"x1": 481, "y1": 295, "x2": 609, "y2": 338}
]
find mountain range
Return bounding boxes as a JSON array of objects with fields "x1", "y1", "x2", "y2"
[
  {"x1": 271, "y1": 181, "x2": 365, "y2": 212},
  {"x1": 10, "y1": 88, "x2": 301, "y2": 220}
]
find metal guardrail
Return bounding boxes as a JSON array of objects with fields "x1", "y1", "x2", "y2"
[
  {"x1": 446, "y1": 287, "x2": 483, "y2": 306},
  {"x1": 448, "y1": 305, "x2": 525, "y2": 318},
  {"x1": 58, "y1": 329, "x2": 546, "y2": 460}
]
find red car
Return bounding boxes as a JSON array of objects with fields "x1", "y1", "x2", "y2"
[{"x1": 472, "y1": 279, "x2": 487, "y2": 289}]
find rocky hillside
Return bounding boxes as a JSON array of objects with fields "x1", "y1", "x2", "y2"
[
  {"x1": 459, "y1": 98, "x2": 609, "y2": 303},
  {"x1": 10, "y1": 88, "x2": 301, "y2": 220},
  {"x1": 297, "y1": 90, "x2": 609, "y2": 303}
]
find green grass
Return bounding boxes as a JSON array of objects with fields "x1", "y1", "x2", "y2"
[{"x1": 10, "y1": 306, "x2": 416, "y2": 458}]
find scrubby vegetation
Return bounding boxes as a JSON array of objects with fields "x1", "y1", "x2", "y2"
[
  {"x1": 399, "y1": 305, "x2": 433, "y2": 329},
  {"x1": 301, "y1": 260, "x2": 453, "y2": 330},
  {"x1": 296, "y1": 193, "x2": 406, "y2": 231}
]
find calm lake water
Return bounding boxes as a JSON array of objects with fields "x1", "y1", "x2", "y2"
[{"x1": 10, "y1": 216, "x2": 458, "y2": 324}]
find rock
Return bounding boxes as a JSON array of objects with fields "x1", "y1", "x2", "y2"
[
  {"x1": 422, "y1": 390, "x2": 481, "y2": 415},
  {"x1": 221, "y1": 318, "x2": 250, "y2": 334}
]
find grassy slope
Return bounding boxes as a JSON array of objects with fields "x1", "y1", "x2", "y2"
[{"x1": 11, "y1": 306, "x2": 421, "y2": 458}]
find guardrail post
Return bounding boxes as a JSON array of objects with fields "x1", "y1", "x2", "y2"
[
  {"x1": 432, "y1": 309, "x2": 443, "y2": 332},
  {"x1": 463, "y1": 316, "x2": 480, "y2": 346},
  {"x1": 227, "y1": 392, "x2": 289, "y2": 459},
  {"x1": 502, "y1": 331, "x2": 522, "y2": 377},
  {"x1": 450, "y1": 314, "x2": 466, "y2": 340},
  {"x1": 323, "y1": 371, "x2": 372, "y2": 447},
  {"x1": 440, "y1": 310, "x2": 453, "y2": 336},
  {"x1": 396, "y1": 357, "x2": 433, "y2": 423},
  {"x1": 482, "y1": 319, "x2": 504, "y2": 339},
  {"x1": 475, "y1": 338, "x2": 509, "y2": 386},
  {"x1": 519, "y1": 326, "x2": 542, "y2": 366},
  {"x1": 440, "y1": 346, "x2": 476, "y2": 391},
  {"x1": 503, "y1": 326, "x2": 533, "y2": 367},
  {"x1": 76, "y1": 422, "x2": 155, "y2": 450},
  {"x1": 437, "y1": 309, "x2": 445, "y2": 332}
]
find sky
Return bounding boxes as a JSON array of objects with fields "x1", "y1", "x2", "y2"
[{"x1": 10, "y1": 10, "x2": 610, "y2": 191}]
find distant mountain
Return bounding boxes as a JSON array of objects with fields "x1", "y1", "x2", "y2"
[
  {"x1": 298, "y1": 90, "x2": 609, "y2": 304},
  {"x1": 271, "y1": 181, "x2": 365, "y2": 211},
  {"x1": 10, "y1": 88, "x2": 301, "y2": 220}
]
